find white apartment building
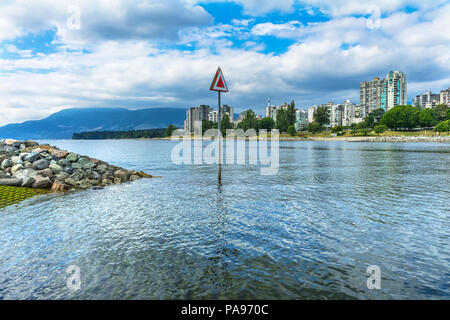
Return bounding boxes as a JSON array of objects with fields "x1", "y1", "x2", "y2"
[
  {"x1": 208, "y1": 110, "x2": 218, "y2": 123},
  {"x1": 265, "y1": 102, "x2": 289, "y2": 122},
  {"x1": 307, "y1": 105, "x2": 318, "y2": 123},
  {"x1": 413, "y1": 91, "x2": 440, "y2": 109},
  {"x1": 440, "y1": 88, "x2": 450, "y2": 107},
  {"x1": 342, "y1": 100, "x2": 357, "y2": 127},
  {"x1": 329, "y1": 103, "x2": 344, "y2": 128}
]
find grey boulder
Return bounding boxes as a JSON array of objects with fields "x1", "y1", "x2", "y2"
[{"x1": 33, "y1": 159, "x2": 49, "y2": 170}]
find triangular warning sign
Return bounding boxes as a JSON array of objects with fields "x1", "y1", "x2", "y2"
[{"x1": 210, "y1": 67, "x2": 228, "y2": 92}]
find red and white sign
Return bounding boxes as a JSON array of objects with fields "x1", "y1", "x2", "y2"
[{"x1": 210, "y1": 67, "x2": 228, "y2": 92}]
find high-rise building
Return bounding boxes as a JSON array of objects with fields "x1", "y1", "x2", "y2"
[
  {"x1": 385, "y1": 70, "x2": 407, "y2": 110},
  {"x1": 413, "y1": 91, "x2": 440, "y2": 109},
  {"x1": 184, "y1": 105, "x2": 212, "y2": 133},
  {"x1": 307, "y1": 105, "x2": 318, "y2": 123},
  {"x1": 329, "y1": 103, "x2": 344, "y2": 127},
  {"x1": 360, "y1": 77, "x2": 384, "y2": 118},
  {"x1": 342, "y1": 100, "x2": 357, "y2": 127},
  {"x1": 440, "y1": 88, "x2": 450, "y2": 107},
  {"x1": 265, "y1": 102, "x2": 289, "y2": 122},
  {"x1": 220, "y1": 105, "x2": 234, "y2": 122},
  {"x1": 208, "y1": 110, "x2": 218, "y2": 123},
  {"x1": 295, "y1": 109, "x2": 308, "y2": 131},
  {"x1": 360, "y1": 70, "x2": 407, "y2": 118}
]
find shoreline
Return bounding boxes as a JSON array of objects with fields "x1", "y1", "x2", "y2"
[{"x1": 85, "y1": 135, "x2": 450, "y2": 143}]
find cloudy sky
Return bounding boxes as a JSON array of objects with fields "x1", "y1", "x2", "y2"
[{"x1": 1, "y1": 0, "x2": 450, "y2": 125}]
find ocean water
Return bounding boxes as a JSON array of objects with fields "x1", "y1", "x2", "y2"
[{"x1": 0, "y1": 140, "x2": 449, "y2": 299}]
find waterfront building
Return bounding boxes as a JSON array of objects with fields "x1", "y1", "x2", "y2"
[
  {"x1": 385, "y1": 71, "x2": 407, "y2": 110},
  {"x1": 360, "y1": 77, "x2": 384, "y2": 118},
  {"x1": 295, "y1": 109, "x2": 309, "y2": 131},
  {"x1": 307, "y1": 105, "x2": 318, "y2": 123},
  {"x1": 265, "y1": 101, "x2": 289, "y2": 122},
  {"x1": 360, "y1": 70, "x2": 407, "y2": 118},
  {"x1": 413, "y1": 91, "x2": 440, "y2": 109},
  {"x1": 184, "y1": 105, "x2": 212, "y2": 133},
  {"x1": 440, "y1": 88, "x2": 450, "y2": 107},
  {"x1": 329, "y1": 103, "x2": 344, "y2": 128},
  {"x1": 208, "y1": 110, "x2": 218, "y2": 123},
  {"x1": 342, "y1": 100, "x2": 357, "y2": 127},
  {"x1": 220, "y1": 105, "x2": 234, "y2": 122}
]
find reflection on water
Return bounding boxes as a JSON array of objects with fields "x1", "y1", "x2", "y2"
[{"x1": 0, "y1": 140, "x2": 449, "y2": 299}]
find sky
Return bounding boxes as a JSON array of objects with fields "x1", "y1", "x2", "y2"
[{"x1": 0, "y1": 0, "x2": 450, "y2": 125}]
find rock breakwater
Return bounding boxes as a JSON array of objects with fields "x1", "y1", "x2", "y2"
[
  {"x1": 0, "y1": 139, "x2": 153, "y2": 192},
  {"x1": 347, "y1": 136, "x2": 450, "y2": 143}
]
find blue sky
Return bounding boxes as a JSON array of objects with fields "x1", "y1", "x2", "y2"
[{"x1": 0, "y1": 0, "x2": 449, "y2": 125}]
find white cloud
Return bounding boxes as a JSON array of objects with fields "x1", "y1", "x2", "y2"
[
  {"x1": 251, "y1": 21, "x2": 302, "y2": 37},
  {"x1": 1, "y1": 0, "x2": 450, "y2": 126},
  {"x1": 3, "y1": 44, "x2": 34, "y2": 58},
  {"x1": 0, "y1": 0, "x2": 213, "y2": 45}
]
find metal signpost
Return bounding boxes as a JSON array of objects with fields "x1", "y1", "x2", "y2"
[{"x1": 209, "y1": 67, "x2": 228, "y2": 185}]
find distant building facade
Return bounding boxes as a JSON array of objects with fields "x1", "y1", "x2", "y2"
[
  {"x1": 295, "y1": 109, "x2": 308, "y2": 131},
  {"x1": 184, "y1": 104, "x2": 234, "y2": 133},
  {"x1": 440, "y1": 88, "x2": 450, "y2": 107},
  {"x1": 360, "y1": 70, "x2": 407, "y2": 118},
  {"x1": 342, "y1": 100, "x2": 357, "y2": 127},
  {"x1": 184, "y1": 105, "x2": 212, "y2": 133},
  {"x1": 220, "y1": 105, "x2": 234, "y2": 122},
  {"x1": 413, "y1": 91, "x2": 440, "y2": 109},
  {"x1": 307, "y1": 105, "x2": 318, "y2": 123},
  {"x1": 265, "y1": 102, "x2": 289, "y2": 122}
]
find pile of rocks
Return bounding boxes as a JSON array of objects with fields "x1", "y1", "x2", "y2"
[{"x1": 0, "y1": 139, "x2": 153, "y2": 191}]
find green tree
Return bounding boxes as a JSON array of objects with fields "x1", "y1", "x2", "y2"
[
  {"x1": 331, "y1": 125, "x2": 343, "y2": 133},
  {"x1": 365, "y1": 108, "x2": 385, "y2": 128},
  {"x1": 201, "y1": 119, "x2": 214, "y2": 134},
  {"x1": 360, "y1": 128, "x2": 371, "y2": 136},
  {"x1": 313, "y1": 106, "x2": 330, "y2": 126},
  {"x1": 165, "y1": 124, "x2": 178, "y2": 137},
  {"x1": 275, "y1": 108, "x2": 290, "y2": 133},
  {"x1": 380, "y1": 105, "x2": 419, "y2": 130},
  {"x1": 287, "y1": 100, "x2": 296, "y2": 126},
  {"x1": 287, "y1": 125, "x2": 297, "y2": 136},
  {"x1": 374, "y1": 124, "x2": 387, "y2": 136},
  {"x1": 434, "y1": 120, "x2": 450, "y2": 134},
  {"x1": 239, "y1": 110, "x2": 258, "y2": 132},
  {"x1": 350, "y1": 128, "x2": 359, "y2": 136},
  {"x1": 258, "y1": 117, "x2": 275, "y2": 132},
  {"x1": 220, "y1": 114, "x2": 233, "y2": 135},
  {"x1": 433, "y1": 104, "x2": 449, "y2": 123},
  {"x1": 307, "y1": 121, "x2": 322, "y2": 133},
  {"x1": 419, "y1": 108, "x2": 437, "y2": 128}
]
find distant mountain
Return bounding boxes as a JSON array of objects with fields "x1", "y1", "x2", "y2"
[{"x1": 0, "y1": 107, "x2": 186, "y2": 139}]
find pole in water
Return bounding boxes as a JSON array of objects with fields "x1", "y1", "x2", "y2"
[
  {"x1": 218, "y1": 91, "x2": 222, "y2": 185},
  {"x1": 209, "y1": 66, "x2": 228, "y2": 186}
]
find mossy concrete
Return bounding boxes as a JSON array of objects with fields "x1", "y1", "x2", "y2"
[{"x1": 0, "y1": 186, "x2": 50, "y2": 208}]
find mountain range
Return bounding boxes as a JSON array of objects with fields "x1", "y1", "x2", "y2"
[{"x1": 0, "y1": 108, "x2": 187, "y2": 139}]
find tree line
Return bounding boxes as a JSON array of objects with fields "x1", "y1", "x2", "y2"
[
  {"x1": 308, "y1": 104, "x2": 450, "y2": 135},
  {"x1": 72, "y1": 128, "x2": 169, "y2": 139}
]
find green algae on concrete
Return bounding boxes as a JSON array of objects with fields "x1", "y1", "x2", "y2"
[{"x1": 0, "y1": 186, "x2": 50, "y2": 208}]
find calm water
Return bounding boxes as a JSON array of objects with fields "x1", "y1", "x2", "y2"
[{"x1": 0, "y1": 140, "x2": 449, "y2": 300}]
